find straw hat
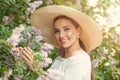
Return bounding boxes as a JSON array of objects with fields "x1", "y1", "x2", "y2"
[{"x1": 30, "y1": 5, "x2": 102, "y2": 51}]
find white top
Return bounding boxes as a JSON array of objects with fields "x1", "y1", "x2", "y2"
[{"x1": 48, "y1": 50, "x2": 91, "y2": 80}]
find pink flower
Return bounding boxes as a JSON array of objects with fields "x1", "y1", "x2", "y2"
[
  {"x1": 92, "y1": 59, "x2": 100, "y2": 68},
  {"x1": 26, "y1": 1, "x2": 43, "y2": 14},
  {"x1": 47, "y1": 69, "x2": 64, "y2": 79},
  {"x1": 41, "y1": 50, "x2": 48, "y2": 58},
  {"x1": 11, "y1": 48, "x2": 21, "y2": 57},
  {"x1": 35, "y1": 36, "x2": 43, "y2": 42},
  {"x1": 36, "y1": 75, "x2": 50, "y2": 80},
  {"x1": 40, "y1": 62, "x2": 49, "y2": 67},
  {"x1": 2, "y1": 16, "x2": 9, "y2": 24},
  {"x1": 12, "y1": 24, "x2": 24, "y2": 36},
  {"x1": 40, "y1": 58, "x2": 52, "y2": 67},
  {"x1": 6, "y1": 24, "x2": 25, "y2": 47},
  {"x1": 7, "y1": 35, "x2": 20, "y2": 47},
  {"x1": 41, "y1": 43, "x2": 54, "y2": 53},
  {"x1": 44, "y1": 58, "x2": 52, "y2": 64}
]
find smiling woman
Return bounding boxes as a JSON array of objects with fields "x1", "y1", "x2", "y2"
[
  {"x1": 53, "y1": 15, "x2": 83, "y2": 58},
  {"x1": 29, "y1": 5, "x2": 102, "y2": 80}
]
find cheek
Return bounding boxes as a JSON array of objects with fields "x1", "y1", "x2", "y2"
[
  {"x1": 67, "y1": 30, "x2": 77, "y2": 38},
  {"x1": 54, "y1": 34, "x2": 60, "y2": 41},
  {"x1": 66, "y1": 31, "x2": 72, "y2": 36}
]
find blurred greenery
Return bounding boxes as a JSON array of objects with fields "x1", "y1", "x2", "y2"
[{"x1": 0, "y1": 0, "x2": 120, "y2": 80}]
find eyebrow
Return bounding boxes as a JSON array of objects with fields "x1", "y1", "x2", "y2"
[{"x1": 54, "y1": 25, "x2": 70, "y2": 30}]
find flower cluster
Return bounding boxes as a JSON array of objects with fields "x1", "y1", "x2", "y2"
[
  {"x1": 6, "y1": 25, "x2": 58, "y2": 80},
  {"x1": 2, "y1": 15, "x2": 15, "y2": 24},
  {"x1": 26, "y1": 0, "x2": 43, "y2": 15},
  {"x1": 6, "y1": 24, "x2": 25, "y2": 47}
]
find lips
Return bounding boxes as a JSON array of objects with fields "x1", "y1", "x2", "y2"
[{"x1": 60, "y1": 39, "x2": 68, "y2": 44}]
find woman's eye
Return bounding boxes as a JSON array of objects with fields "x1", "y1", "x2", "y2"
[
  {"x1": 54, "y1": 30, "x2": 59, "y2": 34},
  {"x1": 64, "y1": 28, "x2": 70, "y2": 31}
]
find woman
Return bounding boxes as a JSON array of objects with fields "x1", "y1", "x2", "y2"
[
  {"x1": 48, "y1": 15, "x2": 92, "y2": 80},
  {"x1": 16, "y1": 5, "x2": 102, "y2": 80}
]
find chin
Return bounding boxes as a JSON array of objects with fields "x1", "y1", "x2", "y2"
[{"x1": 61, "y1": 44, "x2": 71, "y2": 48}]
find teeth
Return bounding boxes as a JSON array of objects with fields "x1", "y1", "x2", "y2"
[{"x1": 61, "y1": 40, "x2": 67, "y2": 43}]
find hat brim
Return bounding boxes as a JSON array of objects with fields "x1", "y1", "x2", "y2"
[{"x1": 30, "y1": 5, "x2": 102, "y2": 51}]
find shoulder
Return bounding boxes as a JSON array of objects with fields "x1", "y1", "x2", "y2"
[
  {"x1": 67, "y1": 51, "x2": 91, "y2": 66},
  {"x1": 65, "y1": 52, "x2": 91, "y2": 77}
]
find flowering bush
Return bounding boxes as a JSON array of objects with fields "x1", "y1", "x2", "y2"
[
  {"x1": 4, "y1": 24, "x2": 57, "y2": 80},
  {"x1": 0, "y1": 0, "x2": 120, "y2": 80}
]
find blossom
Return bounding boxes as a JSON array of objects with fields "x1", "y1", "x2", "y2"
[
  {"x1": 0, "y1": 78, "x2": 2, "y2": 80},
  {"x1": 95, "y1": 14, "x2": 107, "y2": 26},
  {"x1": 40, "y1": 58, "x2": 52, "y2": 67},
  {"x1": 2, "y1": 77, "x2": 8, "y2": 80},
  {"x1": 41, "y1": 50, "x2": 48, "y2": 58},
  {"x1": 11, "y1": 48, "x2": 21, "y2": 57},
  {"x1": 44, "y1": 58, "x2": 52, "y2": 64},
  {"x1": 106, "y1": 5, "x2": 120, "y2": 26},
  {"x1": 33, "y1": 26, "x2": 43, "y2": 42},
  {"x1": 2, "y1": 15, "x2": 14, "y2": 24},
  {"x1": 6, "y1": 24, "x2": 25, "y2": 47},
  {"x1": 7, "y1": 35, "x2": 20, "y2": 47},
  {"x1": 47, "y1": 69, "x2": 64, "y2": 79},
  {"x1": 20, "y1": 26, "x2": 43, "y2": 42},
  {"x1": 87, "y1": 0, "x2": 98, "y2": 7},
  {"x1": 2, "y1": 16, "x2": 9, "y2": 24},
  {"x1": 12, "y1": 24, "x2": 24, "y2": 36},
  {"x1": 36, "y1": 75, "x2": 50, "y2": 80},
  {"x1": 4, "y1": 69, "x2": 13, "y2": 78},
  {"x1": 26, "y1": 1, "x2": 43, "y2": 14},
  {"x1": 13, "y1": 75, "x2": 24, "y2": 80},
  {"x1": 92, "y1": 59, "x2": 100, "y2": 68},
  {"x1": 1, "y1": 69, "x2": 13, "y2": 80},
  {"x1": 35, "y1": 36, "x2": 43, "y2": 42},
  {"x1": 41, "y1": 43, "x2": 54, "y2": 53}
]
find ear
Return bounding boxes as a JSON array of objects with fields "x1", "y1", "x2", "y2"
[{"x1": 77, "y1": 27, "x2": 82, "y2": 35}]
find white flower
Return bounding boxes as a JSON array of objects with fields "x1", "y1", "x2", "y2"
[
  {"x1": 40, "y1": 58, "x2": 52, "y2": 67},
  {"x1": 87, "y1": 0, "x2": 98, "y2": 7},
  {"x1": 36, "y1": 75, "x2": 50, "y2": 80},
  {"x1": 44, "y1": 58, "x2": 52, "y2": 64},
  {"x1": 2, "y1": 16, "x2": 9, "y2": 24},
  {"x1": 41, "y1": 50, "x2": 48, "y2": 58},
  {"x1": 104, "y1": 62, "x2": 110, "y2": 66},
  {"x1": 92, "y1": 59, "x2": 100, "y2": 68},
  {"x1": 47, "y1": 69, "x2": 64, "y2": 79},
  {"x1": 35, "y1": 35, "x2": 43, "y2": 42},
  {"x1": 40, "y1": 62, "x2": 49, "y2": 67},
  {"x1": 2, "y1": 77, "x2": 8, "y2": 80},
  {"x1": 11, "y1": 48, "x2": 21, "y2": 57},
  {"x1": 2, "y1": 15, "x2": 14, "y2": 24},
  {"x1": 106, "y1": 5, "x2": 120, "y2": 26},
  {"x1": 4, "y1": 69, "x2": 13, "y2": 78},
  {"x1": 7, "y1": 35, "x2": 20, "y2": 47},
  {"x1": 27, "y1": 0, "x2": 31, "y2": 3},
  {"x1": 41, "y1": 43, "x2": 54, "y2": 53},
  {"x1": 27, "y1": 7, "x2": 36, "y2": 14},
  {"x1": 12, "y1": 24, "x2": 25, "y2": 36},
  {"x1": 6, "y1": 24, "x2": 25, "y2": 47},
  {"x1": 32, "y1": 26, "x2": 42, "y2": 35},
  {"x1": 0, "y1": 78, "x2": 2, "y2": 80},
  {"x1": 14, "y1": 75, "x2": 24, "y2": 80},
  {"x1": 36, "y1": 76, "x2": 43, "y2": 80},
  {"x1": 26, "y1": 1, "x2": 43, "y2": 14},
  {"x1": 95, "y1": 14, "x2": 107, "y2": 26},
  {"x1": 104, "y1": 60, "x2": 116, "y2": 66}
]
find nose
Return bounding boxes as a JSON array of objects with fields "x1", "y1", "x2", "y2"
[{"x1": 59, "y1": 31, "x2": 65, "y2": 38}]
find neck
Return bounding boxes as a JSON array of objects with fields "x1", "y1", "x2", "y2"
[{"x1": 64, "y1": 40, "x2": 83, "y2": 58}]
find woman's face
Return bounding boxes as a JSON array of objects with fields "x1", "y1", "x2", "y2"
[{"x1": 54, "y1": 18, "x2": 80, "y2": 49}]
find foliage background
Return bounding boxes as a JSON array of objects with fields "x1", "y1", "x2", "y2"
[{"x1": 0, "y1": 0, "x2": 120, "y2": 80}]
